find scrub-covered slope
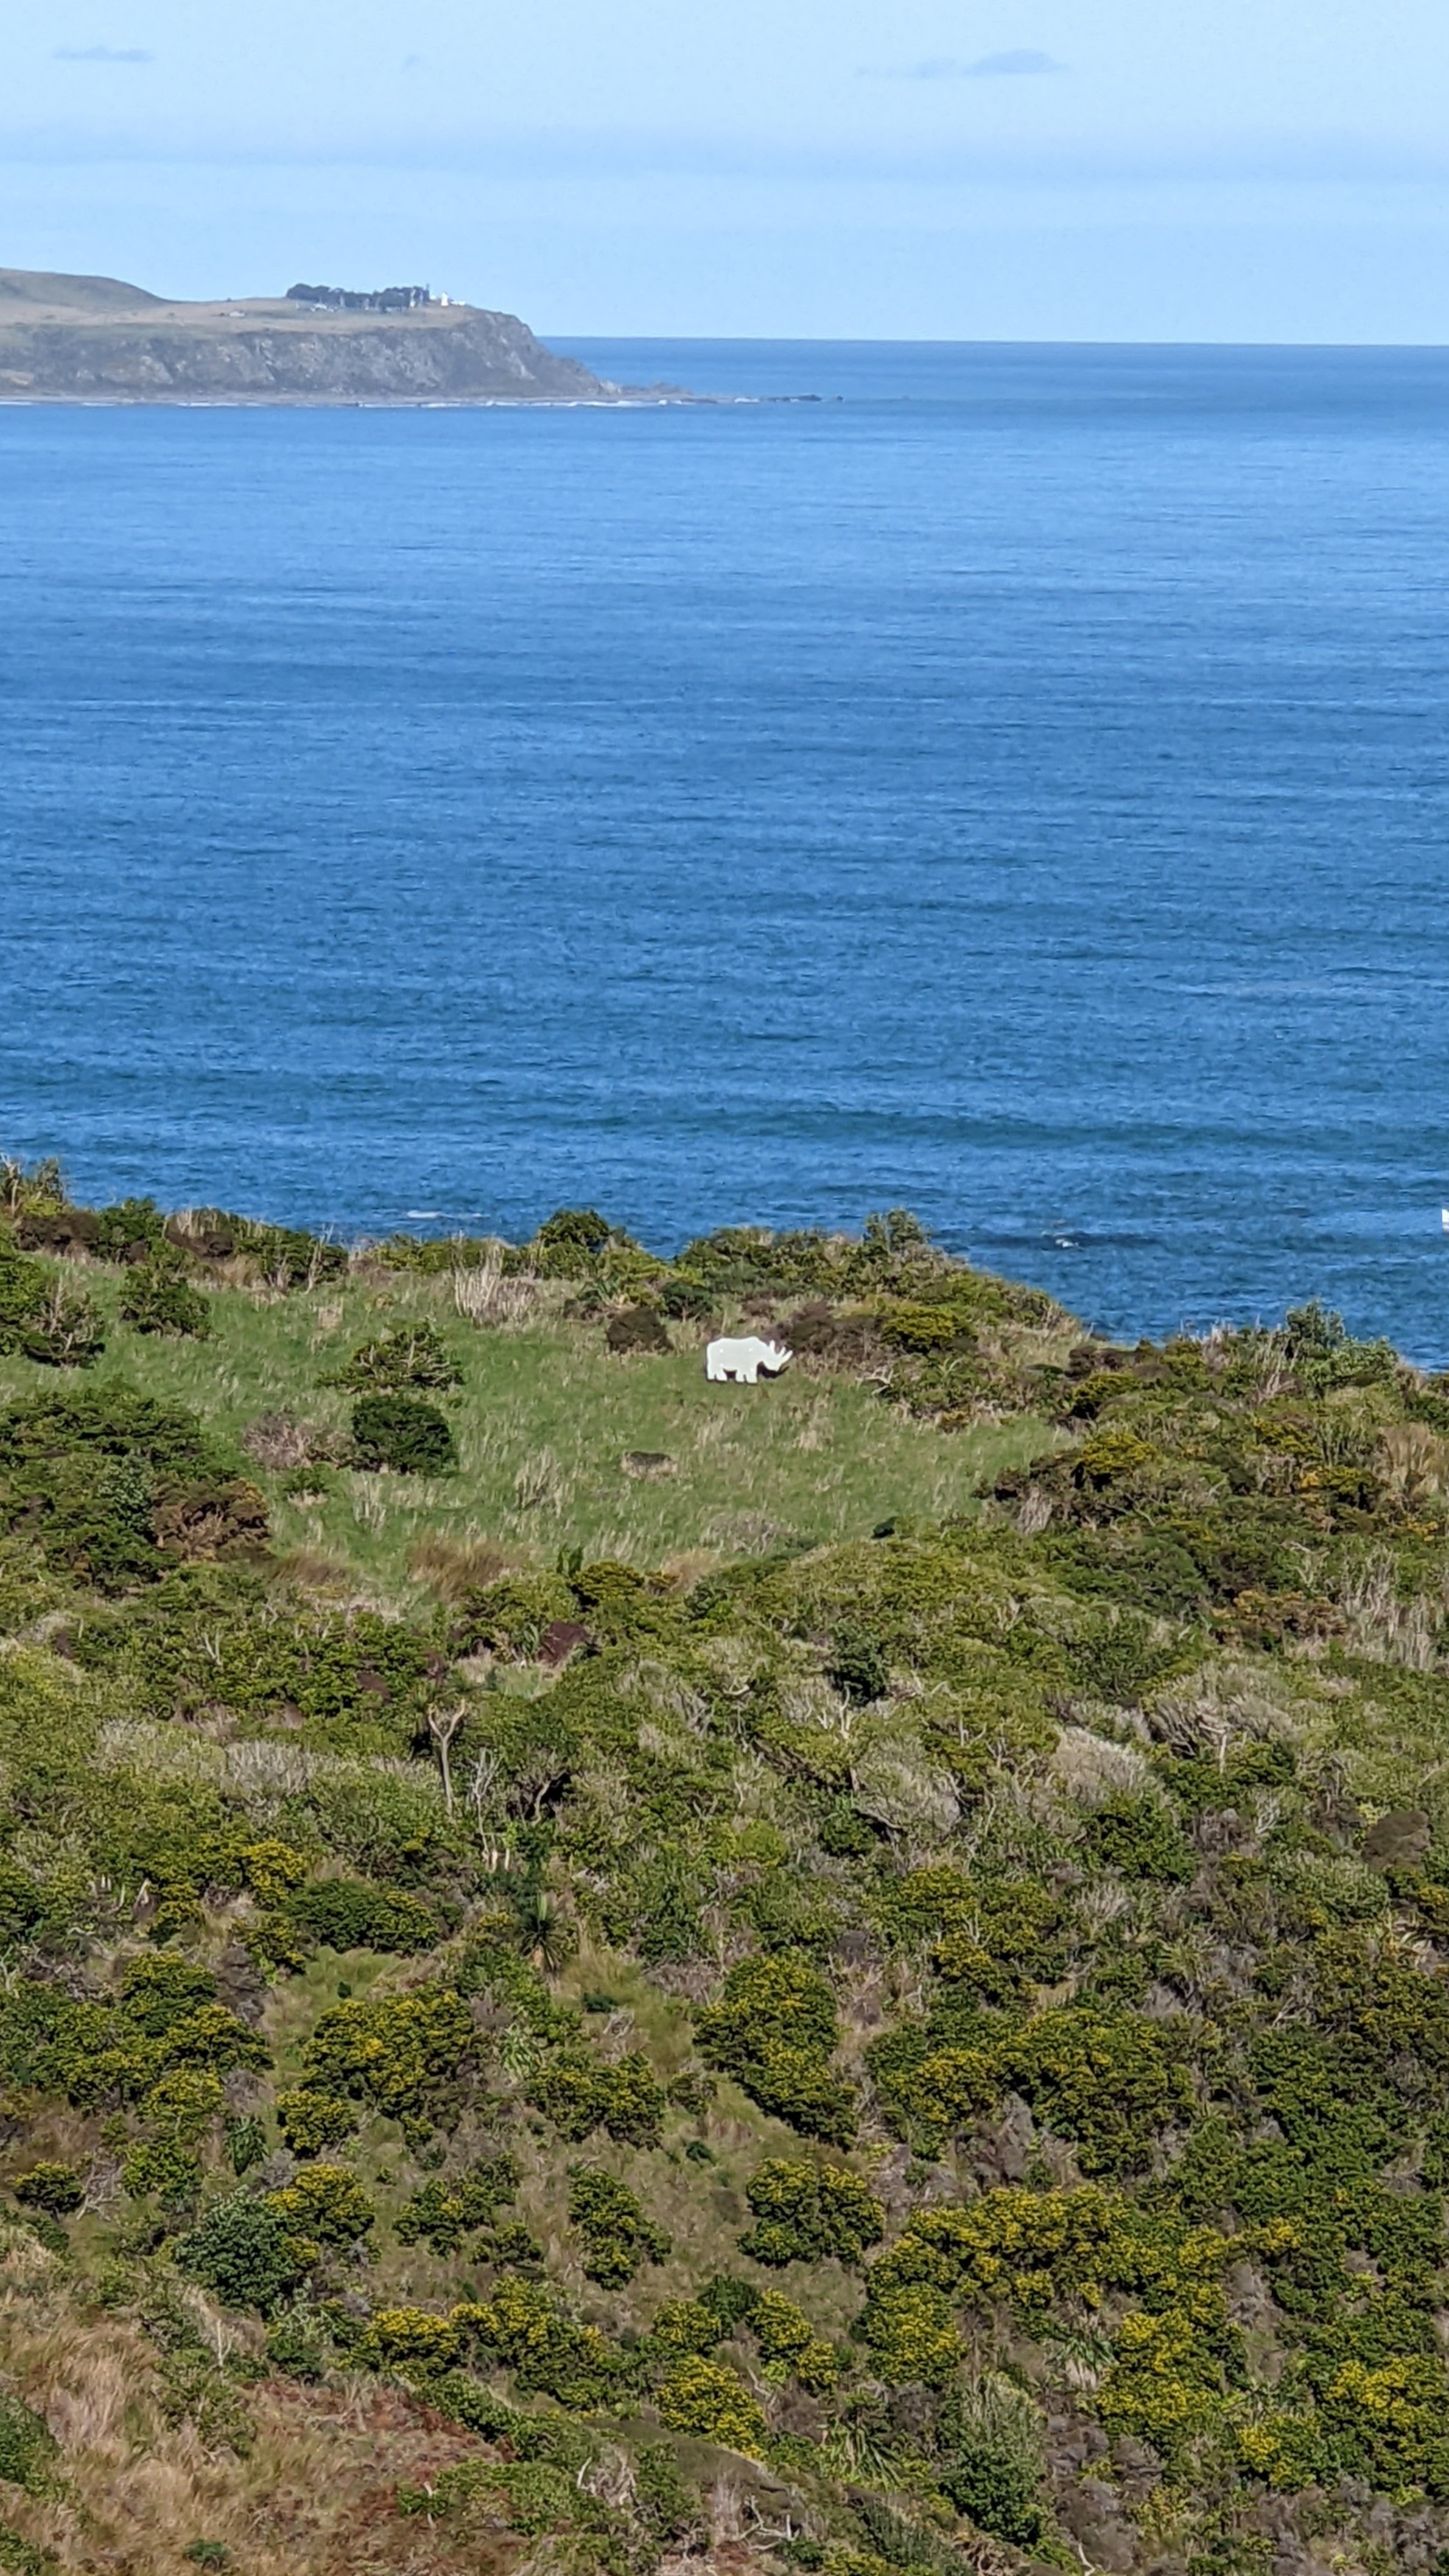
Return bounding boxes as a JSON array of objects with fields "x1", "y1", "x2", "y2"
[{"x1": 0, "y1": 1161, "x2": 1448, "y2": 2576}]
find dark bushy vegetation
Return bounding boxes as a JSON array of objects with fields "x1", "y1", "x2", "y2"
[
  {"x1": 5, "y1": 1166, "x2": 1449, "y2": 2571},
  {"x1": 350, "y1": 1392, "x2": 456, "y2": 1474}
]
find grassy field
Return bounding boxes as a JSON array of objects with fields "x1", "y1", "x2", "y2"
[{"x1": 0, "y1": 1260, "x2": 1055, "y2": 1602}]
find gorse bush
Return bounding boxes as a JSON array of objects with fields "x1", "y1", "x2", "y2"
[
  {"x1": 394, "y1": 2154, "x2": 519, "y2": 2253},
  {"x1": 656, "y1": 2356, "x2": 768, "y2": 2456},
  {"x1": 695, "y1": 1955, "x2": 857, "y2": 2145},
  {"x1": 566, "y1": 2166, "x2": 670, "y2": 2284},
  {"x1": 13, "y1": 2163, "x2": 83, "y2": 2219},
  {"x1": 275, "y1": 2091, "x2": 357, "y2": 2158},
  {"x1": 301, "y1": 1990, "x2": 473, "y2": 2121},
  {"x1": 281, "y1": 1876, "x2": 438, "y2": 1955},
  {"x1": 740, "y1": 2160, "x2": 885, "y2": 2267},
  {"x1": 532, "y1": 2052, "x2": 667, "y2": 2149}
]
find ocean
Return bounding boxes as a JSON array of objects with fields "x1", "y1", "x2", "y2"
[{"x1": 3, "y1": 339, "x2": 1449, "y2": 1357}]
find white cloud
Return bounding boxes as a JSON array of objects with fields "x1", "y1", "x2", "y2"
[
  {"x1": 967, "y1": 48, "x2": 1059, "y2": 77},
  {"x1": 54, "y1": 44, "x2": 154, "y2": 63},
  {"x1": 863, "y1": 47, "x2": 1061, "y2": 81}
]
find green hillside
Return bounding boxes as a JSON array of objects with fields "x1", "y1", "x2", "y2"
[{"x1": 0, "y1": 1161, "x2": 1447, "y2": 2576}]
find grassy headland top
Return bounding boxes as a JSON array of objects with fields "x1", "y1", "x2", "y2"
[{"x1": 0, "y1": 1157, "x2": 1447, "y2": 2576}]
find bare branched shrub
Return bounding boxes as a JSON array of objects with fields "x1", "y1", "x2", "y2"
[
  {"x1": 1051, "y1": 1727, "x2": 1157, "y2": 1808},
  {"x1": 454, "y1": 1250, "x2": 547, "y2": 1329},
  {"x1": 242, "y1": 1413, "x2": 320, "y2": 1471},
  {"x1": 1336, "y1": 1549, "x2": 1437, "y2": 1671},
  {"x1": 623, "y1": 1659, "x2": 711, "y2": 1734},
  {"x1": 1378, "y1": 1419, "x2": 1449, "y2": 1505},
  {"x1": 849, "y1": 1744, "x2": 961, "y2": 1847}
]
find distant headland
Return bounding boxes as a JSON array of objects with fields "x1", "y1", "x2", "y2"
[{"x1": 0, "y1": 267, "x2": 676, "y2": 405}]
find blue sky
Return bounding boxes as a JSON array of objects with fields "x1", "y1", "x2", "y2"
[{"x1": 5, "y1": 0, "x2": 1448, "y2": 337}]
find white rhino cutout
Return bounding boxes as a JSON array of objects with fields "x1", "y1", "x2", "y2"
[{"x1": 705, "y1": 1336, "x2": 793, "y2": 1384}]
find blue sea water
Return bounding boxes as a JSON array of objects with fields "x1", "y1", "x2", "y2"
[{"x1": 3, "y1": 338, "x2": 1449, "y2": 1356}]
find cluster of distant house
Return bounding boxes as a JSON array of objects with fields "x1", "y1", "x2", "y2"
[{"x1": 284, "y1": 284, "x2": 451, "y2": 314}]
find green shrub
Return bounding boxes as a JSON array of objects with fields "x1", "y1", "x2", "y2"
[
  {"x1": 301, "y1": 1990, "x2": 473, "y2": 2121},
  {"x1": 0, "y1": 2524, "x2": 58, "y2": 2575},
  {"x1": 1002, "y1": 2010, "x2": 1193, "y2": 2174},
  {"x1": 696, "y1": 1956, "x2": 856, "y2": 2145},
  {"x1": 940, "y1": 2441, "x2": 1044, "y2": 2547},
  {"x1": 264, "y1": 2302, "x2": 331, "y2": 2382},
  {"x1": 656, "y1": 2356, "x2": 767, "y2": 2457},
  {"x1": 1082, "y1": 1794, "x2": 1194, "y2": 1884},
  {"x1": 118, "y1": 1251, "x2": 210, "y2": 1340},
  {"x1": 394, "y1": 2154, "x2": 519, "y2": 2253},
  {"x1": 566, "y1": 2167, "x2": 670, "y2": 2286},
  {"x1": 750, "y1": 2288, "x2": 838, "y2": 2390},
  {"x1": 94, "y1": 1198, "x2": 167, "y2": 1263},
  {"x1": 0, "y1": 1247, "x2": 105, "y2": 1368},
  {"x1": 12, "y1": 2163, "x2": 83, "y2": 2219},
  {"x1": 937, "y1": 2378, "x2": 1047, "y2": 2547},
  {"x1": 827, "y1": 1628, "x2": 890, "y2": 1706},
  {"x1": 635, "y1": 2443, "x2": 700, "y2": 2548},
  {"x1": 456, "y1": 1572, "x2": 578, "y2": 1659},
  {"x1": 0, "y1": 2393, "x2": 57, "y2": 2496},
  {"x1": 267, "y1": 2163, "x2": 374, "y2": 2247},
  {"x1": 326, "y1": 1324, "x2": 461, "y2": 1395},
  {"x1": 0, "y1": 1386, "x2": 236, "y2": 1587},
  {"x1": 176, "y1": 2195, "x2": 308, "y2": 2314},
  {"x1": 350, "y1": 1395, "x2": 456, "y2": 1475},
  {"x1": 169, "y1": 1212, "x2": 342, "y2": 1289},
  {"x1": 283, "y1": 1878, "x2": 438, "y2": 1954},
  {"x1": 740, "y1": 2159, "x2": 885, "y2": 2267},
  {"x1": 532, "y1": 2053, "x2": 667, "y2": 2149},
  {"x1": 275, "y1": 2091, "x2": 358, "y2": 2158}
]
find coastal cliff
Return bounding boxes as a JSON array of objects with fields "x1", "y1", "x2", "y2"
[{"x1": 0, "y1": 267, "x2": 619, "y2": 402}]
